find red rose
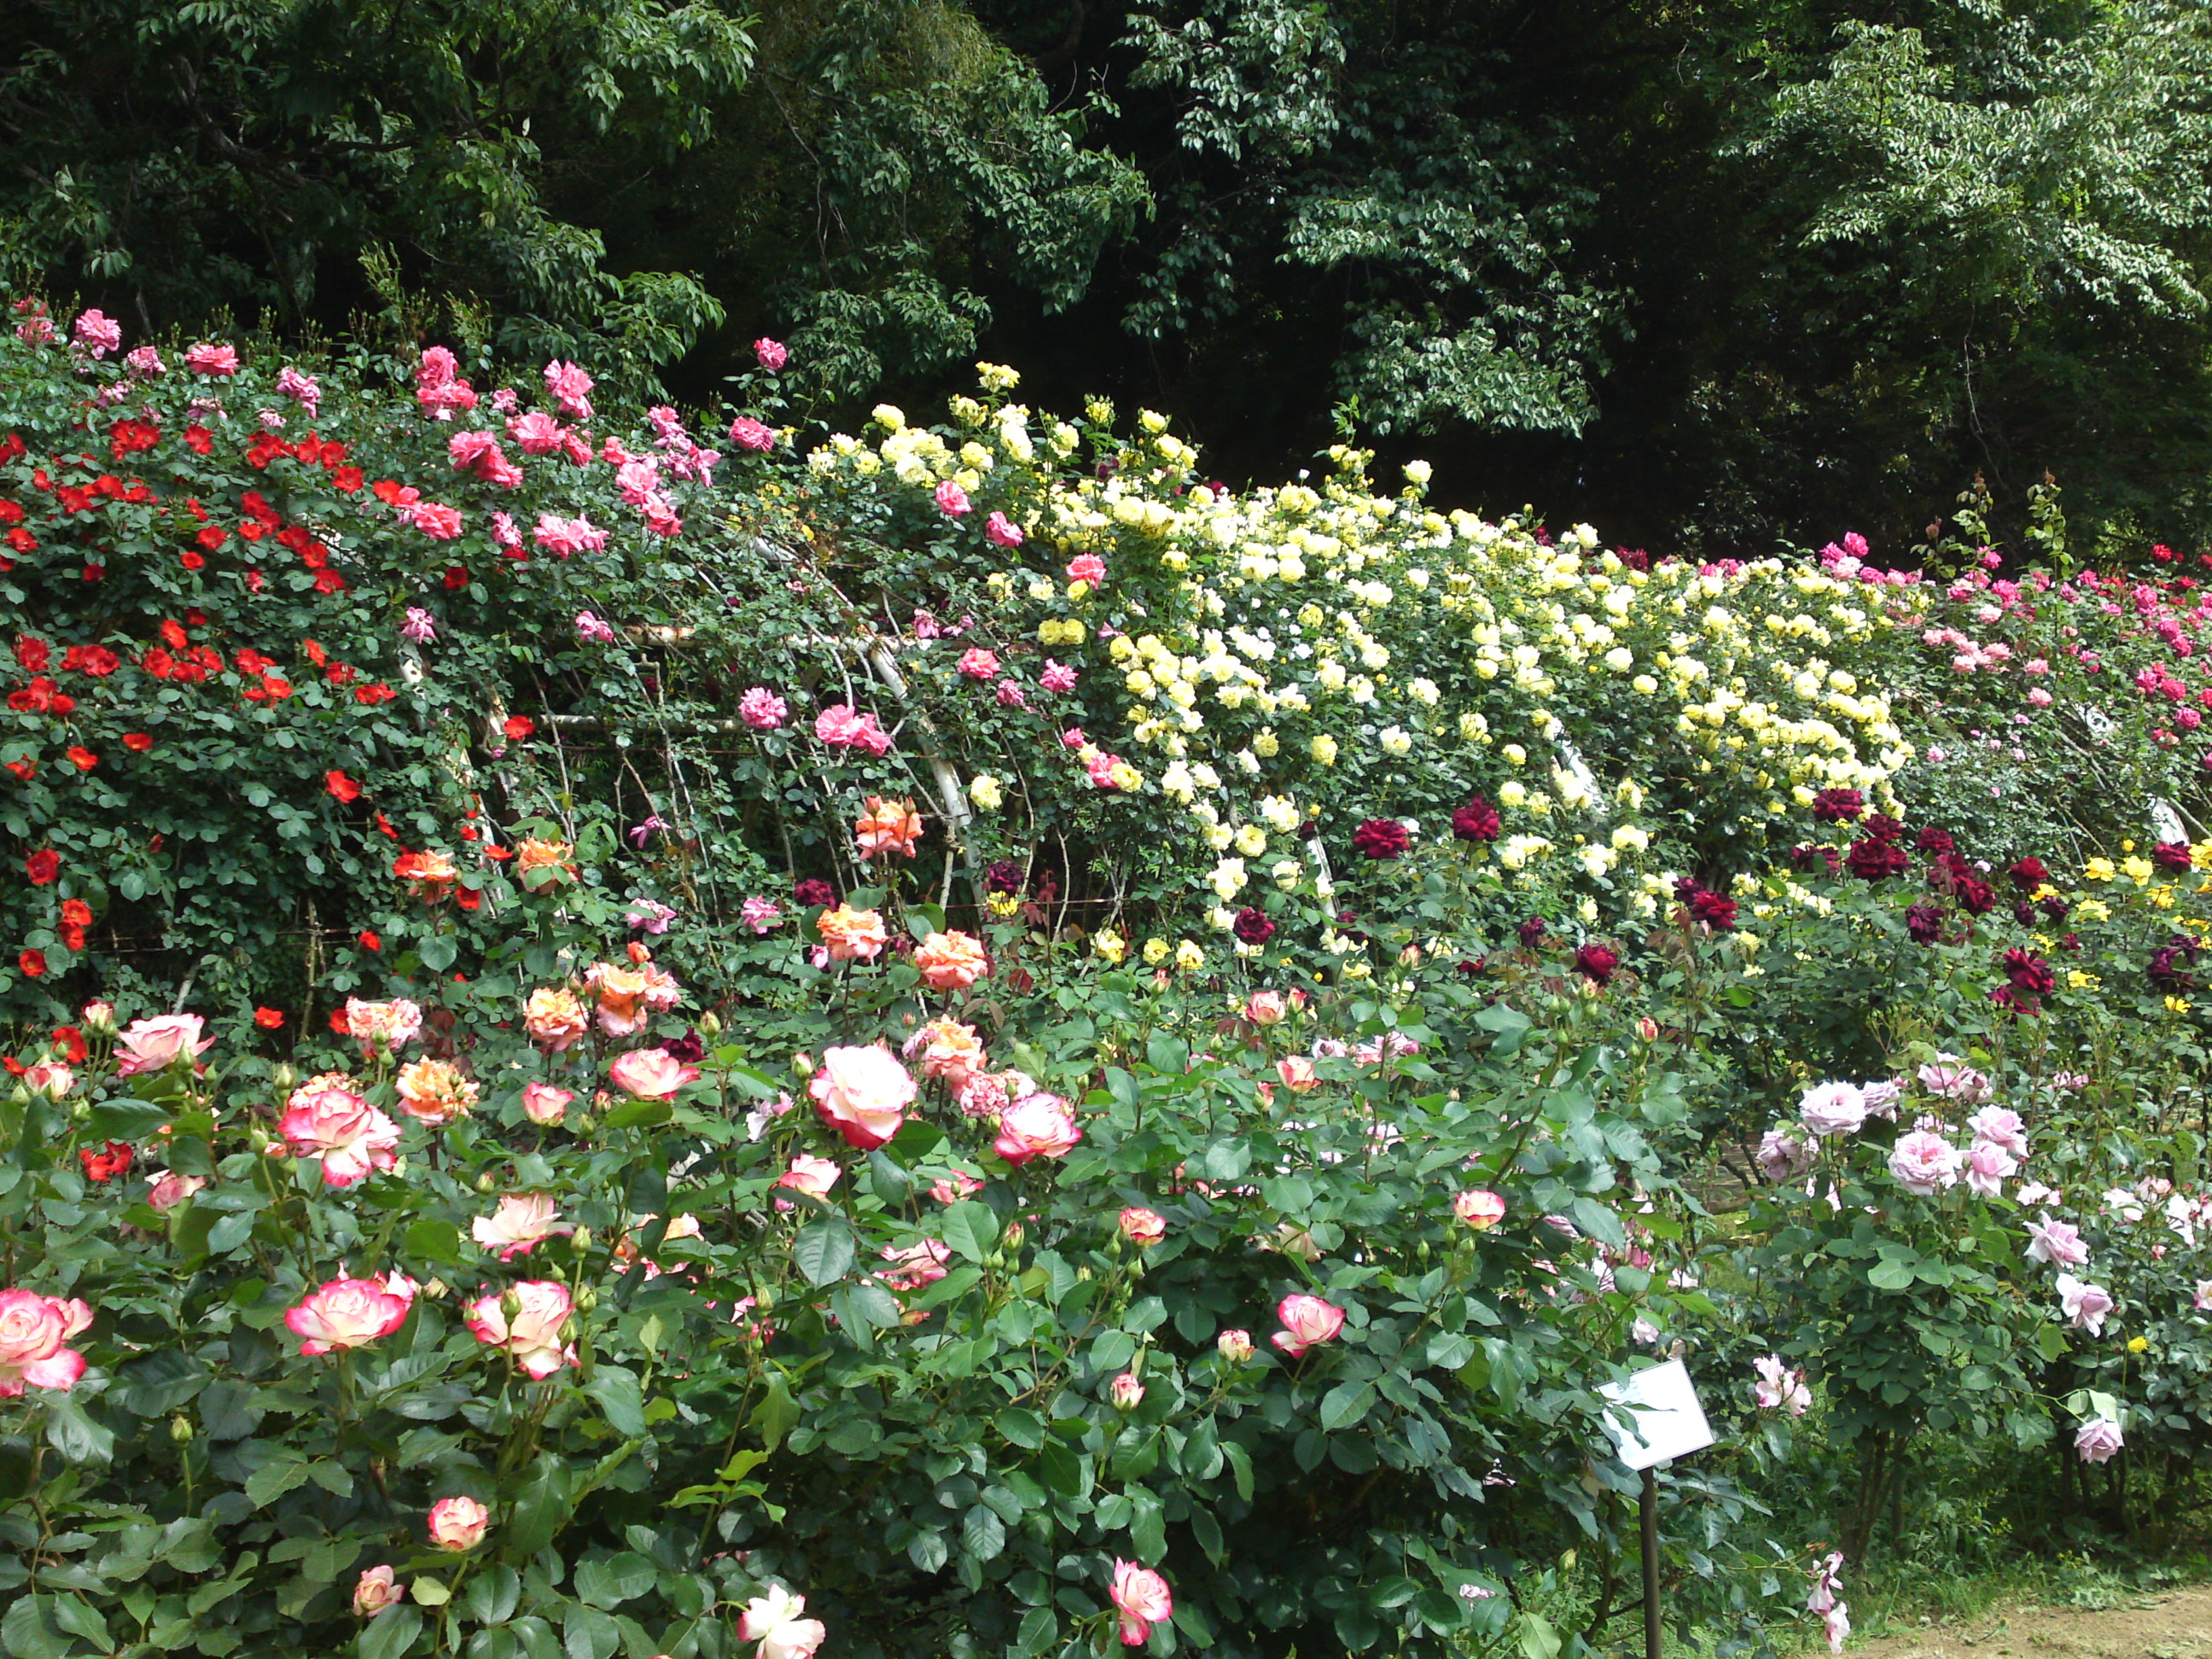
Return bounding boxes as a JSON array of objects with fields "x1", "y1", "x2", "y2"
[
  {"x1": 326, "y1": 770, "x2": 362, "y2": 802},
  {"x1": 1351, "y1": 818, "x2": 1411, "y2": 859},
  {"x1": 79, "y1": 1141, "x2": 132, "y2": 1181},
  {"x1": 1450, "y1": 797, "x2": 1501, "y2": 842},
  {"x1": 18, "y1": 948, "x2": 46, "y2": 977},
  {"x1": 358, "y1": 929, "x2": 381, "y2": 952},
  {"x1": 122, "y1": 733, "x2": 152, "y2": 753},
  {"x1": 25, "y1": 850, "x2": 58, "y2": 884},
  {"x1": 66, "y1": 747, "x2": 96, "y2": 771},
  {"x1": 253, "y1": 1007, "x2": 285, "y2": 1029},
  {"x1": 1811, "y1": 788, "x2": 1864, "y2": 823},
  {"x1": 1574, "y1": 943, "x2": 1620, "y2": 985},
  {"x1": 503, "y1": 715, "x2": 535, "y2": 742}
]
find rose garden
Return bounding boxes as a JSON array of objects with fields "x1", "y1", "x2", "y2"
[{"x1": 3, "y1": 277, "x2": 2212, "y2": 1659}]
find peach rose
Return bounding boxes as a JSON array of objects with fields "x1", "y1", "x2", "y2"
[
  {"x1": 517, "y1": 1083, "x2": 570, "y2": 1126},
  {"x1": 815, "y1": 904, "x2": 888, "y2": 963},
  {"x1": 609, "y1": 1047, "x2": 701, "y2": 1099},
  {"x1": 1110, "y1": 1560, "x2": 1173, "y2": 1646},
  {"x1": 472, "y1": 1193, "x2": 568, "y2": 1260},
  {"x1": 146, "y1": 1171, "x2": 207, "y2": 1213},
  {"x1": 0, "y1": 1289, "x2": 92, "y2": 1395},
  {"x1": 1452, "y1": 1190, "x2": 1506, "y2": 1231},
  {"x1": 463, "y1": 1280, "x2": 575, "y2": 1377},
  {"x1": 1244, "y1": 990, "x2": 1289, "y2": 1026},
  {"x1": 523, "y1": 987, "x2": 589, "y2": 1050},
  {"x1": 396, "y1": 1057, "x2": 479, "y2": 1125},
  {"x1": 914, "y1": 930, "x2": 990, "y2": 991},
  {"x1": 344, "y1": 998, "x2": 424, "y2": 1057},
  {"x1": 393, "y1": 848, "x2": 458, "y2": 899},
  {"x1": 427, "y1": 1494, "x2": 490, "y2": 1551},
  {"x1": 1272, "y1": 1292, "x2": 1347, "y2": 1356},
  {"x1": 877, "y1": 1239, "x2": 952, "y2": 1291},
  {"x1": 993, "y1": 1092, "x2": 1082, "y2": 1165},
  {"x1": 777, "y1": 1155, "x2": 842, "y2": 1199},
  {"x1": 1118, "y1": 1207, "x2": 1167, "y2": 1245},
  {"x1": 1275, "y1": 1055, "x2": 1318, "y2": 1093},
  {"x1": 740, "y1": 1587, "x2": 826, "y2": 1659},
  {"x1": 514, "y1": 836, "x2": 571, "y2": 890},
  {"x1": 853, "y1": 796, "x2": 924, "y2": 860},
  {"x1": 905, "y1": 1017, "x2": 987, "y2": 1090},
  {"x1": 22, "y1": 1061, "x2": 72, "y2": 1100},
  {"x1": 353, "y1": 1565, "x2": 405, "y2": 1616},
  {"x1": 809, "y1": 1044, "x2": 916, "y2": 1149},
  {"x1": 286, "y1": 1275, "x2": 415, "y2": 1356},
  {"x1": 584, "y1": 962, "x2": 652, "y2": 1036},
  {"x1": 280, "y1": 1084, "x2": 402, "y2": 1188},
  {"x1": 113, "y1": 1013, "x2": 213, "y2": 1076}
]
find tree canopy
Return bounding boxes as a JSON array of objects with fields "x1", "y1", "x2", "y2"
[{"x1": 7, "y1": 0, "x2": 2212, "y2": 556}]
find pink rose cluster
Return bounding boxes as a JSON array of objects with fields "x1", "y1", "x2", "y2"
[
  {"x1": 0, "y1": 1289, "x2": 93, "y2": 1396},
  {"x1": 815, "y1": 702, "x2": 893, "y2": 754}
]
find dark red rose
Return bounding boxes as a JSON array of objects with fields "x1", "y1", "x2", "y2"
[
  {"x1": 1688, "y1": 888, "x2": 1738, "y2": 929},
  {"x1": 1517, "y1": 916, "x2": 1547, "y2": 948},
  {"x1": 1988, "y1": 984, "x2": 2040, "y2": 1016},
  {"x1": 1232, "y1": 907, "x2": 1275, "y2": 946},
  {"x1": 1574, "y1": 943, "x2": 1619, "y2": 985},
  {"x1": 661, "y1": 1030, "x2": 707, "y2": 1066},
  {"x1": 2012, "y1": 901, "x2": 2038, "y2": 928},
  {"x1": 793, "y1": 878, "x2": 836, "y2": 908},
  {"x1": 2149, "y1": 938, "x2": 2200, "y2": 991},
  {"x1": 1788, "y1": 843, "x2": 1841, "y2": 874},
  {"x1": 1616, "y1": 547, "x2": 1650, "y2": 573},
  {"x1": 1451, "y1": 796, "x2": 1502, "y2": 843},
  {"x1": 985, "y1": 859, "x2": 1027, "y2": 894},
  {"x1": 2001, "y1": 948, "x2": 2055, "y2": 995},
  {"x1": 1905, "y1": 903, "x2": 1945, "y2": 944},
  {"x1": 2007, "y1": 856, "x2": 2049, "y2": 891},
  {"x1": 1954, "y1": 876, "x2": 1995, "y2": 916},
  {"x1": 1862, "y1": 813, "x2": 1904, "y2": 845},
  {"x1": 2039, "y1": 895, "x2": 2070, "y2": 922},
  {"x1": 1844, "y1": 839, "x2": 1909, "y2": 881},
  {"x1": 1352, "y1": 818, "x2": 1412, "y2": 859},
  {"x1": 1811, "y1": 788, "x2": 1864, "y2": 823},
  {"x1": 2153, "y1": 841, "x2": 2193, "y2": 873},
  {"x1": 1456, "y1": 956, "x2": 1487, "y2": 977},
  {"x1": 1914, "y1": 826, "x2": 1956, "y2": 856}
]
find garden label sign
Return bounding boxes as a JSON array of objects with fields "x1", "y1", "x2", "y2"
[{"x1": 1598, "y1": 1359, "x2": 1715, "y2": 1470}]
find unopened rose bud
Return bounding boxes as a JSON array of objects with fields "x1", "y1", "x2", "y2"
[
  {"x1": 67, "y1": 1098, "x2": 87, "y2": 1121},
  {"x1": 81, "y1": 1001, "x2": 116, "y2": 1034},
  {"x1": 169, "y1": 1415, "x2": 194, "y2": 1443},
  {"x1": 1217, "y1": 1329, "x2": 1254, "y2": 1363},
  {"x1": 570, "y1": 1228, "x2": 593, "y2": 1257},
  {"x1": 475, "y1": 1172, "x2": 496, "y2": 1193},
  {"x1": 500, "y1": 1289, "x2": 523, "y2": 1320},
  {"x1": 422, "y1": 1278, "x2": 451, "y2": 1300},
  {"x1": 271, "y1": 1063, "x2": 298, "y2": 1092},
  {"x1": 1108, "y1": 1372, "x2": 1145, "y2": 1412},
  {"x1": 574, "y1": 1287, "x2": 598, "y2": 1313},
  {"x1": 791, "y1": 1051, "x2": 813, "y2": 1076},
  {"x1": 1637, "y1": 1016, "x2": 1658, "y2": 1042},
  {"x1": 698, "y1": 1012, "x2": 720, "y2": 1039}
]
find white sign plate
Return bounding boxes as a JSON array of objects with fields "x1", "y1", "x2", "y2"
[{"x1": 1598, "y1": 1358, "x2": 1715, "y2": 1470}]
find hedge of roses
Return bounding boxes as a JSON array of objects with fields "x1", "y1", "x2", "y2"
[{"x1": 4, "y1": 297, "x2": 2212, "y2": 1659}]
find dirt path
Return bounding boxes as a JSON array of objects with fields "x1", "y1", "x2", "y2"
[{"x1": 1844, "y1": 1584, "x2": 2212, "y2": 1659}]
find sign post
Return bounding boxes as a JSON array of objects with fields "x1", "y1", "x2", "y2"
[{"x1": 1598, "y1": 1359, "x2": 1715, "y2": 1659}]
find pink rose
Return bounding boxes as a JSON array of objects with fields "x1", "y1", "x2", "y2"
[
  {"x1": 777, "y1": 1155, "x2": 842, "y2": 1199},
  {"x1": 1039, "y1": 660, "x2": 1077, "y2": 693},
  {"x1": 0, "y1": 1289, "x2": 92, "y2": 1396},
  {"x1": 1797, "y1": 1081, "x2": 1867, "y2": 1138},
  {"x1": 754, "y1": 338, "x2": 788, "y2": 371},
  {"x1": 993, "y1": 1092, "x2": 1082, "y2": 1164},
  {"x1": 739, "y1": 686, "x2": 788, "y2": 729},
  {"x1": 2057, "y1": 1273, "x2": 2113, "y2": 1335},
  {"x1": 1067, "y1": 554, "x2": 1107, "y2": 585},
  {"x1": 1276, "y1": 1056, "x2": 1318, "y2": 1093},
  {"x1": 463, "y1": 1280, "x2": 575, "y2": 1377},
  {"x1": 521, "y1": 1082, "x2": 574, "y2": 1125},
  {"x1": 114, "y1": 1013, "x2": 214, "y2": 1076},
  {"x1": 1109, "y1": 1560, "x2": 1173, "y2": 1646},
  {"x1": 183, "y1": 342, "x2": 239, "y2": 376},
  {"x1": 22, "y1": 1061, "x2": 72, "y2": 1100},
  {"x1": 345, "y1": 998, "x2": 424, "y2": 1057},
  {"x1": 878, "y1": 1239, "x2": 952, "y2": 1291},
  {"x1": 810, "y1": 1045, "x2": 917, "y2": 1150},
  {"x1": 729, "y1": 416, "x2": 776, "y2": 452},
  {"x1": 958, "y1": 648, "x2": 1000, "y2": 680},
  {"x1": 1109, "y1": 1371, "x2": 1145, "y2": 1411},
  {"x1": 740, "y1": 1587, "x2": 826, "y2": 1659},
  {"x1": 609, "y1": 1048, "x2": 702, "y2": 1100},
  {"x1": 1217, "y1": 1329, "x2": 1254, "y2": 1363},
  {"x1": 1887, "y1": 1129, "x2": 1963, "y2": 1196},
  {"x1": 543, "y1": 358, "x2": 595, "y2": 419},
  {"x1": 1963, "y1": 1138, "x2": 2017, "y2": 1198},
  {"x1": 930, "y1": 1171, "x2": 984, "y2": 1203},
  {"x1": 934, "y1": 480, "x2": 971, "y2": 516},
  {"x1": 1272, "y1": 1292, "x2": 1347, "y2": 1356},
  {"x1": 1752, "y1": 1354, "x2": 1810, "y2": 1416},
  {"x1": 428, "y1": 1494, "x2": 491, "y2": 1551},
  {"x1": 1755, "y1": 1126, "x2": 1813, "y2": 1182},
  {"x1": 1452, "y1": 1190, "x2": 1505, "y2": 1231},
  {"x1": 1244, "y1": 991, "x2": 1288, "y2": 1026},
  {"x1": 742, "y1": 896, "x2": 783, "y2": 934},
  {"x1": 408, "y1": 502, "x2": 464, "y2": 539},
  {"x1": 1119, "y1": 1207, "x2": 1167, "y2": 1245},
  {"x1": 472, "y1": 1193, "x2": 568, "y2": 1260},
  {"x1": 985, "y1": 511, "x2": 1024, "y2": 548},
  {"x1": 353, "y1": 1565, "x2": 405, "y2": 1616},
  {"x1": 1965, "y1": 1105, "x2": 2029, "y2": 1156},
  {"x1": 286, "y1": 1276, "x2": 414, "y2": 1356},
  {"x1": 279, "y1": 1085, "x2": 403, "y2": 1188},
  {"x1": 2075, "y1": 1416, "x2": 2124, "y2": 1464},
  {"x1": 72, "y1": 309, "x2": 121, "y2": 358}
]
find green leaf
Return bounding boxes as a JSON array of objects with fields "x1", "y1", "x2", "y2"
[
  {"x1": 794, "y1": 1218, "x2": 856, "y2": 1286},
  {"x1": 583, "y1": 1367, "x2": 647, "y2": 1439},
  {"x1": 1517, "y1": 1612, "x2": 1563, "y2": 1659},
  {"x1": 503, "y1": 1454, "x2": 573, "y2": 1559},
  {"x1": 600, "y1": 1097, "x2": 673, "y2": 1131},
  {"x1": 465, "y1": 1566, "x2": 521, "y2": 1628},
  {"x1": 2, "y1": 1597, "x2": 73, "y2": 1659},
  {"x1": 360, "y1": 1606, "x2": 426, "y2": 1659},
  {"x1": 563, "y1": 1604, "x2": 620, "y2": 1659},
  {"x1": 961, "y1": 1505, "x2": 1006, "y2": 1562},
  {"x1": 87, "y1": 1097, "x2": 172, "y2": 1139},
  {"x1": 1128, "y1": 1491, "x2": 1167, "y2": 1563},
  {"x1": 246, "y1": 1457, "x2": 311, "y2": 1507},
  {"x1": 752, "y1": 1375, "x2": 800, "y2": 1451},
  {"x1": 1866, "y1": 1260, "x2": 1916, "y2": 1290},
  {"x1": 43, "y1": 1395, "x2": 114, "y2": 1465},
  {"x1": 573, "y1": 1551, "x2": 655, "y2": 1610},
  {"x1": 1319, "y1": 1380, "x2": 1375, "y2": 1433},
  {"x1": 940, "y1": 1200, "x2": 1000, "y2": 1264},
  {"x1": 1222, "y1": 1441, "x2": 1254, "y2": 1503},
  {"x1": 405, "y1": 1219, "x2": 465, "y2": 1265}
]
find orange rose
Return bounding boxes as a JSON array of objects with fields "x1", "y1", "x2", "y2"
[
  {"x1": 514, "y1": 837, "x2": 571, "y2": 891},
  {"x1": 395, "y1": 1057, "x2": 479, "y2": 1125},
  {"x1": 913, "y1": 929, "x2": 989, "y2": 991},
  {"x1": 522, "y1": 987, "x2": 588, "y2": 1051},
  {"x1": 905, "y1": 1017, "x2": 987, "y2": 1089},
  {"x1": 816, "y1": 905, "x2": 887, "y2": 963},
  {"x1": 393, "y1": 848, "x2": 458, "y2": 899},
  {"x1": 853, "y1": 796, "x2": 923, "y2": 860}
]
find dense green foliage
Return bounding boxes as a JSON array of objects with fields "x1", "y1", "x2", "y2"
[{"x1": 9, "y1": 2, "x2": 2212, "y2": 555}]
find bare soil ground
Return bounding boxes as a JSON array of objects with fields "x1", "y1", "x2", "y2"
[{"x1": 1844, "y1": 1583, "x2": 2212, "y2": 1659}]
